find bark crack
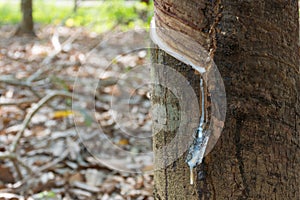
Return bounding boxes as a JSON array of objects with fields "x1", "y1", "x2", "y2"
[
  {"x1": 196, "y1": 161, "x2": 211, "y2": 200},
  {"x1": 234, "y1": 114, "x2": 250, "y2": 199},
  {"x1": 208, "y1": 171, "x2": 217, "y2": 200},
  {"x1": 162, "y1": 51, "x2": 169, "y2": 200},
  {"x1": 208, "y1": 0, "x2": 222, "y2": 59}
]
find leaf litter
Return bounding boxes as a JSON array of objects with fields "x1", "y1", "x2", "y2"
[{"x1": 0, "y1": 25, "x2": 153, "y2": 200}]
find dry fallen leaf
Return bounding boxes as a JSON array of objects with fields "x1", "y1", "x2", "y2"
[
  {"x1": 68, "y1": 172, "x2": 84, "y2": 184},
  {"x1": 117, "y1": 138, "x2": 130, "y2": 146},
  {"x1": 0, "y1": 25, "x2": 154, "y2": 199},
  {"x1": 0, "y1": 165, "x2": 14, "y2": 183},
  {"x1": 52, "y1": 110, "x2": 76, "y2": 119}
]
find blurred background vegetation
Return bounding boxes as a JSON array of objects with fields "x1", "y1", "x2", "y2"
[{"x1": 0, "y1": 0, "x2": 153, "y2": 33}]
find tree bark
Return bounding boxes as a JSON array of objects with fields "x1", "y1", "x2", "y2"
[
  {"x1": 15, "y1": 0, "x2": 35, "y2": 36},
  {"x1": 74, "y1": 0, "x2": 79, "y2": 13},
  {"x1": 151, "y1": 0, "x2": 299, "y2": 199},
  {"x1": 151, "y1": 49, "x2": 203, "y2": 199},
  {"x1": 141, "y1": 0, "x2": 150, "y2": 4}
]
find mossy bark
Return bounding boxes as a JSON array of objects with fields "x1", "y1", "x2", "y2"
[{"x1": 151, "y1": 0, "x2": 299, "y2": 199}]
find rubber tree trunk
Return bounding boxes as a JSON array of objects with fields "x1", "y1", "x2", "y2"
[
  {"x1": 151, "y1": 0, "x2": 299, "y2": 199},
  {"x1": 15, "y1": 0, "x2": 35, "y2": 36}
]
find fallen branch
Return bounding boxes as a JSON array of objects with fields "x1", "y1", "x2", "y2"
[
  {"x1": 12, "y1": 150, "x2": 69, "y2": 191},
  {"x1": 0, "y1": 76, "x2": 41, "y2": 98},
  {"x1": 0, "y1": 193, "x2": 24, "y2": 200},
  {"x1": 12, "y1": 160, "x2": 23, "y2": 180},
  {"x1": 0, "y1": 79, "x2": 87, "y2": 183},
  {"x1": 27, "y1": 28, "x2": 84, "y2": 83},
  {"x1": 38, "y1": 149, "x2": 69, "y2": 172},
  {"x1": 0, "y1": 76, "x2": 30, "y2": 87},
  {"x1": 0, "y1": 151, "x2": 16, "y2": 159},
  {"x1": 0, "y1": 98, "x2": 37, "y2": 106},
  {"x1": 0, "y1": 90, "x2": 80, "y2": 182},
  {"x1": 0, "y1": 88, "x2": 84, "y2": 185},
  {"x1": 0, "y1": 152, "x2": 33, "y2": 178},
  {"x1": 10, "y1": 90, "x2": 78, "y2": 153},
  {"x1": 15, "y1": 156, "x2": 34, "y2": 175}
]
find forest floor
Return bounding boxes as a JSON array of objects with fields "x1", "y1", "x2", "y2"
[{"x1": 0, "y1": 25, "x2": 153, "y2": 200}]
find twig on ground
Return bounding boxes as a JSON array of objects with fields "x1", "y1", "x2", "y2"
[
  {"x1": 0, "y1": 193, "x2": 24, "y2": 199},
  {"x1": 0, "y1": 98, "x2": 37, "y2": 106},
  {"x1": 12, "y1": 150, "x2": 69, "y2": 191},
  {"x1": 0, "y1": 90, "x2": 78, "y2": 182},
  {"x1": 12, "y1": 160, "x2": 23, "y2": 180},
  {"x1": 38, "y1": 149, "x2": 69, "y2": 172},
  {"x1": 0, "y1": 152, "x2": 33, "y2": 178},
  {"x1": 15, "y1": 156, "x2": 34, "y2": 175},
  {"x1": 27, "y1": 28, "x2": 84, "y2": 83},
  {"x1": 0, "y1": 151, "x2": 16, "y2": 159},
  {"x1": 10, "y1": 90, "x2": 77, "y2": 153},
  {"x1": 0, "y1": 76, "x2": 41, "y2": 98}
]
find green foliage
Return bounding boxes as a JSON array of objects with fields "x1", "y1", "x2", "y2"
[
  {"x1": 34, "y1": 0, "x2": 73, "y2": 25},
  {"x1": 0, "y1": 0, "x2": 153, "y2": 32},
  {"x1": 33, "y1": 190, "x2": 57, "y2": 199},
  {"x1": 0, "y1": 1, "x2": 21, "y2": 24}
]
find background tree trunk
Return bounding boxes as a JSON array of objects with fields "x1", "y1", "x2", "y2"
[
  {"x1": 15, "y1": 0, "x2": 35, "y2": 36},
  {"x1": 141, "y1": 0, "x2": 150, "y2": 4},
  {"x1": 74, "y1": 0, "x2": 79, "y2": 13},
  {"x1": 151, "y1": 0, "x2": 299, "y2": 199}
]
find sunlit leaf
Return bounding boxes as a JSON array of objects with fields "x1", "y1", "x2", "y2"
[
  {"x1": 52, "y1": 110, "x2": 76, "y2": 119},
  {"x1": 65, "y1": 18, "x2": 75, "y2": 27},
  {"x1": 118, "y1": 138, "x2": 130, "y2": 145}
]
